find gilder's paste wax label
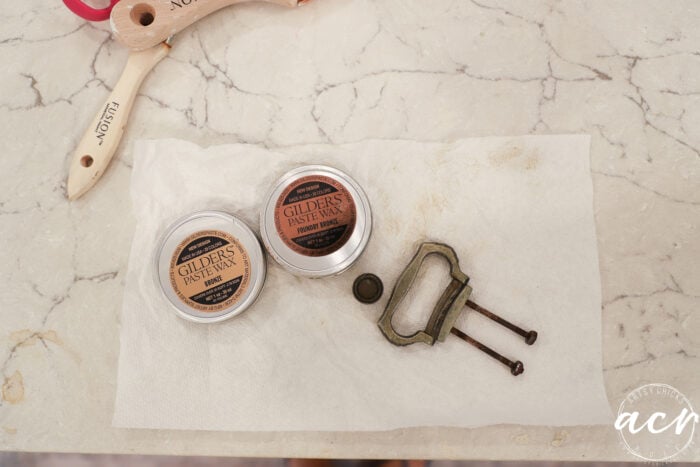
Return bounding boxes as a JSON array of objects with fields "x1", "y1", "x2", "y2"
[
  {"x1": 274, "y1": 175, "x2": 357, "y2": 257},
  {"x1": 169, "y1": 230, "x2": 250, "y2": 312}
]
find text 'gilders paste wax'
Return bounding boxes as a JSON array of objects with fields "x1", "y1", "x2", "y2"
[
  {"x1": 169, "y1": 230, "x2": 251, "y2": 313},
  {"x1": 156, "y1": 211, "x2": 266, "y2": 323},
  {"x1": 261, "y1": 165, "x2": 372, "y2": 278},
  {"x1": 274, "y1": 175, "x2": 357, "y2": 257}
]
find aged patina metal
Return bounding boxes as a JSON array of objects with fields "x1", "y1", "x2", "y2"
[
  {"x1": 466, "y1": 299, "x2": 538, "y2": 345},
  {"x1": 353, "y1": 273, "x2": 384, "y2": 304},
  {"x1": 377, "y1": 242, "x2": 538, "y2": 376}
]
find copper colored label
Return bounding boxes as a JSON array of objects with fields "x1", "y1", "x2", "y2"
[
  {"x1": 274, "y1": 175, "x2": 357, "y2": 257},
  {"x1": 169, "y1": 230, "x2": 251, "y2": 313}
]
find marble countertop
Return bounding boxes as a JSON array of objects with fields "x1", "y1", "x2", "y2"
[{"x1": 1, "y1": 0, "x2": 699, "y2": 461}]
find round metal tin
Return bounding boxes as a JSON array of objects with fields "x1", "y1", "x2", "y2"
[
  {"x1": 260, "y1": 165, "x2": 372, "y2": 277},
  {"x1": 155, "y1": 211, "x2": 266, "y2": 323}
]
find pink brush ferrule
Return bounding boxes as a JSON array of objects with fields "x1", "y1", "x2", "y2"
[{"x1": 63, "y1": 0, "x2": 120, "y2": 22}]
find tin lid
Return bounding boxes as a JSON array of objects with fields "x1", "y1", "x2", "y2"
[
  {"x1": 155, "y1": 211, "x2": 266, "y2": 323},
  {"x1": 260, "y1": 165, "x2": 372, "y2": 277}
]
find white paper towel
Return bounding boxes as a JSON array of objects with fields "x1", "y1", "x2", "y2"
[{"x1": 113, "y1": 136, "x2": 612, "y2": 431}]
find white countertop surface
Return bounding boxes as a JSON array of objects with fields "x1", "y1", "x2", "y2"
[{"x1": 1, "y1": 0, "x2": 699, "y2": 461}]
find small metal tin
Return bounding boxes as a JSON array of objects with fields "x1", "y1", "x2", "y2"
[
  {"x1": 260, "y1": 165, "x2": 372, "y2": 277},
  {"x1": 155, "y1": 211, "x2": 266, "y2": 323}
]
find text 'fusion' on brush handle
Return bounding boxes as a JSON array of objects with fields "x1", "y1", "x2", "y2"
[
  {"x1": 111, "y1": 0, "x2": 308, "y2": 51},
  {"x1": 66, "y1": 42, "x2": 170, "y2": 201}
]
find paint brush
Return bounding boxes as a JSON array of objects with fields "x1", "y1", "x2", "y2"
[
  {"x1": 111, "y1": 0, "x2": 311, "y2": 51},
  {"x1": 66, "y1": 38, "x2": 172, "y2": 200}
]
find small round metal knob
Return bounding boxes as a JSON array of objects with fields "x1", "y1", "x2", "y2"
[{"x1": 353, "y1": 273, "x2": 383, "y2": 304}]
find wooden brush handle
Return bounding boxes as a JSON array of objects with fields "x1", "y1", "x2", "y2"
[
  {"x1": 111, "y1": 0, "x2": 305, "y2": 51},
  {"x1": 67, "y1": 43, "x2": 170, "y2": 200}
]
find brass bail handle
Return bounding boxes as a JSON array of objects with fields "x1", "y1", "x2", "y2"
[
  {"x1": 377, "y1": 242, "x2": 539, "y2": 376},
  {"x1": 377, "y1": 242, "x2": 472, "y2": 346}
]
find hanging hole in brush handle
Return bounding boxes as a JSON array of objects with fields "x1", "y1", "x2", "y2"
[{"x1": 110, "y1": 0, "x2": 310, "y2": 51}]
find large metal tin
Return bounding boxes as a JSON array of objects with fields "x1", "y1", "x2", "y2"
[
  {"x1": 155, "y1": 211, "x2": 266, "y2": 323},
  {"x1": 260, "y1": 165, "x2": 372, "y2": 277}
]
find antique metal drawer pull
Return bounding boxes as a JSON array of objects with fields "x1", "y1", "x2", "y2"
[{"x1": 378, "y1": 242, "x2": 538, "y2": 376}]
